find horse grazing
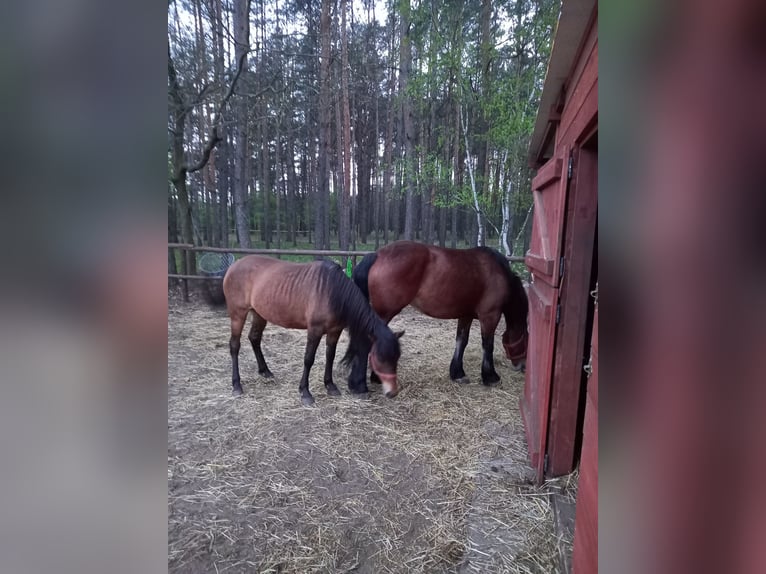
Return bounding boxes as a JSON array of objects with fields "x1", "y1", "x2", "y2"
[
  {"x1": 346, "y1": 241, "x2": 528, "y2": 387},
  {"x1": 213, "y1": 255, "x2": 403, "y2": 405}
]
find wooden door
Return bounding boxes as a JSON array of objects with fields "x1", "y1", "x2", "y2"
[
  {"x1": 521, "y1": 149, "x2": 570, "y2": 482},
  {"x1": 573, "y1": 301, "x2": 598, "y2": 573}
]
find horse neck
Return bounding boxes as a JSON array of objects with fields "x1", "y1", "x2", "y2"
[
  {"x1": 503, "y1": 298, "x2": 526, "y2": 336},
  {"x1": 332, "y1": 279, "x2": 378, "y2": 339}
]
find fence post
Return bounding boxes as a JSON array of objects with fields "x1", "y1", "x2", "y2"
[{"x1": 183, "y1": 248, "x2": 191, "y2": 302}]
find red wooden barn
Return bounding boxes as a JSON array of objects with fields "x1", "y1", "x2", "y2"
[{"x1": 522, "y1": 0, "x2": 598, "y2": 572}]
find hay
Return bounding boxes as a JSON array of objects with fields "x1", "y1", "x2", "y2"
[{"x1": 169, "y1": 300, "x2": 561, "y2": 573}]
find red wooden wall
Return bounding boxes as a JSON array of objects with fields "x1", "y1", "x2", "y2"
[{"x1": 522, "y1": 4, "x2": 598, "y2": 480}]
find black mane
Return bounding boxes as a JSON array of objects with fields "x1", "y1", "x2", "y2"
[
  {"x1": 316, "y1": 261, "x2": 400, "y2": 367},
  {"x1": 477, "y1": 246, "x2": 528, "y2": 330}
]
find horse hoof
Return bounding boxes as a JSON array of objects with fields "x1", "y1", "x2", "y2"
[
  {"x1": 453, "y1": 377, "x2": 471, "y2": 385},
  {"x1": 349, "y1": 391, "x2": 370, "y2": 400},
  {"x1": 301, "y1": 395, "x2": 316, "y2": 407},
  {"x1": 232, "y1": 387, "x2": 243, "y2": 397},
  {"x1": 482, "y1": 378, "x2": 502, "y2": 387},
  {"x1": 326, "y1": 385, "x2": 341, "y2": 397},
  {"x1": 260, "y1": 369, "x2": 274, "y2": 379}
]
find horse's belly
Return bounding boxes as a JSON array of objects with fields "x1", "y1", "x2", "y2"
[
  {"x1": 253, "y1": 302, "x2": 307, "y2": 330},
  {"x1": 410, "y1": 296, "x2": 474, "y2": 320}
]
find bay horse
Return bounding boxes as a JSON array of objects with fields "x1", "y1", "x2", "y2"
[
  {"x1": 344, "y1": 241, "x2": 528, "y2": 388},
  {"x1": 212, "y1": 255, "x2": 403, "y2": 405}
]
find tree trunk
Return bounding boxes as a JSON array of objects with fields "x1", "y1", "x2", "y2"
[
  {"x1": 373, "y1": 64, "x2": 381, "y2": 248},
  {"x1": 316, "y1": 0, "x2": 332, "y2": 251},
  {"x1": 261, "y1": 114, "x2": 271, "y2": 248},
  {"x1": 474, "y1": 0, "x2": 492, "y2": 247},
  {"x1": 399, "y1": 0, "x2": 415, "y2": 240},
  {"x1": 274, "y1": 119, "x2": 282, "y2": 250},
  {"x1": 168, "y1": 189, "x2": 179, "y2": 284},
  {"x1": 287, "y1": 132, "x2": 298, "y2": 245},
  {"x1": 500, "y1": 153, "x2": 513, "y2": 256},
  {"x1": 232, "y1": 0, "x2": 251, "y2": 248}
]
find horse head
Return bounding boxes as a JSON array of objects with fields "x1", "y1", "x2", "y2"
[
  {"x1": 502, "y1": 329, "x2": 528, "y2": 372},
  {"x1": 370, "y1": 330, "x2": 404, "y2": 398}
]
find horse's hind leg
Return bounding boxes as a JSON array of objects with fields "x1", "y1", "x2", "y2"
[
  {"x1": 248, "y1": 313, "x2": 273, "y2": 378},
  {"x1": 298, "y1": 330, "x2": 323, "y2": 406},
  {"x1": 323, "y1": 328, "x2": 342, "y2": 397},
  {"x1": 450, "y1": 317, "x2": 473, "y2": 384},
  {"x1": 479, "y1": 313, "x2": 502, "y2": 386},
  {"x1": 229, "y1": 311, "x2": 247, "y2": 396}
]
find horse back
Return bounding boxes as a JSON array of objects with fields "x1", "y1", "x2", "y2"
[
  {"x1": 223, "y1": 256, "x2": 328, "y2": 329},
  {"x1": 371, "y1": 242, "x2": 510, "y2": 319}
]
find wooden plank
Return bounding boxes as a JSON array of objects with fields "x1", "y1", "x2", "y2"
[
  {"x1": 572, "y1": 305, "x2": 598, "y2": 574},
  {"x1": 557, "y1": 46, "x2": 598, "y2": 149},
  {"x1": 521, "y1": 278, "x2": 558, "y2": 482},
  {"x1": 525, "y1": 253, "x2": 555, "y2": 277},
  {"x1": 532, "y1": 190, "x2": 551, "y2": 259},
  {"x1": 531, "y1": 157, "x2": 562, "y2": 190},
  {"x1": 168, "y1": 244, "x2": 374, "y2": 257},
  {"x1": 167, "y1": 244, "x2": 525, "y2": 263},
  {"x1": 572, "y1": 392, "x2": 598, "y2": 574},
  {"x1": 526, "y1": 150, "x2": 568, "y2": 286},
  {"x1": 168, "y1": 274, "x2": 227, "y2": 280},
  {"x1": 547, "y1": 143, "x2": 598, "y2": 477},
  {"x1": 563, "y1": 7, "x2": 598, "y2": 113}
]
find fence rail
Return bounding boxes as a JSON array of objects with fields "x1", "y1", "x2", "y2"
[{"x1": 169, "y1": 243, "x2": 526, "y2": 301}]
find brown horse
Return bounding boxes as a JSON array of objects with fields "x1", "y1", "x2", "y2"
[
  {"x1": 212, "y1": 255, "x2": 403, "y2": 405},
  {"x1": 344, "y1": 241, "x2": 528, "y2": 388}
]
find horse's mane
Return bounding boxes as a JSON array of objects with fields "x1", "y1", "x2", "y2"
[
  {"x1": 477, "y1": 247, "x2": 528, "y2": 330},
  {"x1": 316, "y1": 260, "x2": 399, "y2": 366}
]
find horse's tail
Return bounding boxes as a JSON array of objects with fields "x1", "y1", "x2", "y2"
[
  {"x1": 351, "y1": 252, "x2": 377, "y2": 302},
  {"x1": 202, "y1": 278, "x2": 227, "y2": 308},
  {"x1": 341, "y1": 252, "x2": 378, "y2": 367}
]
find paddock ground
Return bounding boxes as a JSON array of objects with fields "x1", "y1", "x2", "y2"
[{"x1": 168, "y1": 299, "x2": 575, "y2": 573}]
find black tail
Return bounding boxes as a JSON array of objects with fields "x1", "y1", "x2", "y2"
[
  {"x1": 351, "y1": 252, "x2": 377, "y2": 301},
  {"x1": 201, "y1": 278, "x2": 227, "y2": 308},
  {"x1": 341, "y1": 252, "x2": 378, "y2": 367}
]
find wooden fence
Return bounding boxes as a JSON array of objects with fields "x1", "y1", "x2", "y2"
[{"x1": 168, "y1": 243, "x2": 525, "y2": 301}]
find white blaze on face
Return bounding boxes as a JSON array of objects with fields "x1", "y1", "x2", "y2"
[{"x1": 382, "y1": 379, "x2": 396, "y2": 397}]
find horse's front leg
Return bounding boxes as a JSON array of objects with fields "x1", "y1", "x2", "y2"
[
  {"x1": 449, "y1": 317, "x2": 473, "y2": 383},
  {"x1": 299, "y1": 331, "x2": 323, "y2": 406},
  {"x1": 323, "y1": 329, "x2": 342, "y2": 397},
  {"x1": 479, "y1": 313, "x2": 502, "y2": 386}
]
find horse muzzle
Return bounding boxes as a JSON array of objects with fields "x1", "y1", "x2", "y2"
[{"x1": 375, "y1": 372, "x2": 399, "y2": 398}]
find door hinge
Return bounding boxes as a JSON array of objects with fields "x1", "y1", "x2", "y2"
[
  {"x1": 567, "y1": 154, "x2": 574, "y2": 180},
  {"x1": 584, "y1": 357, "x2": 593, "y2": 378},
  {"x1": 555, "y1": 303, "x2": 561, "y2": 324},
  {"x1": 544, "y1": 453, "x2": 549, "y2": 475},
  {"x1": 559, "y1": 256, "x2": 565, "y2": 279}
]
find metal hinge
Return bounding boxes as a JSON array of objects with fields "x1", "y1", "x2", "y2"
[
  {"x1": 544, "y1": 453, "x2": 549, "y2": 474},
  {"x1": 555, "y1": 303, "x2": 561, "y2": 324},
  {"x1": 584, "y1": 357, "x2": 593, "y2": 378},
  {"x1": 567, "y1": 154, "x2": 573, "y2": 180},
  {"x1": 559, "y1": 256, "x2": 565, "y2": 279}
]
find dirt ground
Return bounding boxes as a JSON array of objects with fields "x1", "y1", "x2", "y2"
[{"x1": 168, "y1": 298, "x2": 567, "y2": 573}]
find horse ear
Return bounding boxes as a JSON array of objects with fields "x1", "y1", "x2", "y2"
[{"x1": 394, "y1": 330, "x2": 405, "y2": 339}]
